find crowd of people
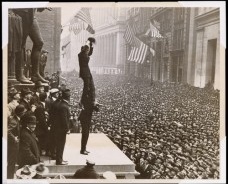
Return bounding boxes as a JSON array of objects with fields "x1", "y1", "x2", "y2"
[
  {"x1": 64, "y1": 72, "x2": 220, "y2": 179},
  {"x1": 7, "y1": 71, "x2": 220, "y2": 179}
]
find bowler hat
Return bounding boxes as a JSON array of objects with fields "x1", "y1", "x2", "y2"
[
  {"x1": 15, "y1": 105, "x2": 27, "y2": 116},
  {"x1": 62, "y1": 89, "x2": 71, "y2": 99},
  {"x1": 21, "y1": 87, "x2": 33, "y2": 97}
]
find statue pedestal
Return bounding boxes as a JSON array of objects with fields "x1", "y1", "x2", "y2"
[{"x1": 14, "y1": 82, "x2": 49, "y2": 92}]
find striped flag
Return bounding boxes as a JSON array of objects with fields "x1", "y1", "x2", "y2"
[
  {"x1": 69, "y1": 8, "x2": 95, "y2": 35},
  {"x1": 145, "y1": 20, "x2": 163, "y2": 38},
  {"x1": 123, "y1": 20, "x2": 139, "y2": 45},
  {"x1": 128, "y1": 37, "x2": 149, "y2": 64}
]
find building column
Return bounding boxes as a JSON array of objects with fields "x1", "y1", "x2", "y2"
[
  {"x1": 116, "y1": 31, "x2": 125, "y2": 73},
  {"x1": 194, "y1": 29, "x2": 205, "y2": 88},
  {"x1": 108, "y1": 34, "x2": 112, "y2": 66},
  {"x1": 114, "y1": 33, "x2": 117, "y2": 66}
]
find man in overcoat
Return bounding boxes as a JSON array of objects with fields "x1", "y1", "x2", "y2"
[{"x1": 18, "y1": 113, "x2": 40, "y2": 168}]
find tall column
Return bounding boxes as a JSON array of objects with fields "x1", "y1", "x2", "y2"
[
  {"x1": 101, "y1": 36, "x2": 104, "y2": 66},
  {"x1": 116, "y1": 31, "x2": 126, "y2": 73},
  {"x1": 108, "y1": 34, "x2": 112, "y2": 66},
  {"x1": 194, "y1": 29, "x2": 204, "y2": 87},
  {"x1": 110, "y1": 33, "x2": 114, "y2": 66},
  {"x1": 113, "y1": 33, "x2": 117, "y2": 66}
]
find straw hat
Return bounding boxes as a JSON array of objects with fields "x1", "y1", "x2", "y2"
[
  {"x1": 16, "y1": 165, "x2": 36, "y2": 179},
  {"x1": 31, "y1": 162, "x2": 49, "y2": 175},
  {"x1": 103, "y1": 171, "x2": 116, "y2": 179}
]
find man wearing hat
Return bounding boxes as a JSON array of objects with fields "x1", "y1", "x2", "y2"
[
  {"x1": 52, "y1": 89, "x2": 71, "y2": 165},
  {"x1": 34, "y1": 92, "x2": 48, "y2": 155},
  {"x1": 18, "y1": 112, "x2": 40, "y2": 168},
  {"x1": 45, "y1": 88, "x2": 59, "y2": 112},
  {"x1": 19, "y1": 87, "x2": 33, "y2": 111},
  {"x1": 30, "y1": 81, "x2": 45, "y2": 106},
  {"x1": 7, "y1": 105, "x2": 27, "y2": 178},
  {"x1": 8, "y1": 88, "x2": 21, "y2": 117},
  {"x1": 73, "y1": 160, "x2": 100, "y2": 179}
]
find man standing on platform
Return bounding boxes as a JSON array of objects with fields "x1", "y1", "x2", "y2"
[
  {"x1": 52, "y1": 89, "x2": 71, "y2": 165},
  {"x1": 78, "y1": 37, "x2": 100, "y2": 155}
]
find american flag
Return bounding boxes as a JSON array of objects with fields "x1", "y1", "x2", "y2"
[
  {"x1": 128, "y1": 37, "x2": 149, "y2": 64},
  {"x1": 69, "y1": 8, "x2": 95, "y2": 35},
  {"x1": 145, "y1": 20, "x2": 163, "y2": 38},
  {"x1": 123, "y1": 20, "x2": 139, "y2": 45}
]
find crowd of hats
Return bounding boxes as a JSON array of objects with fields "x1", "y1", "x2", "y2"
[{"x1": 63, "y1": 72, "x2": 220, "y2": 179}]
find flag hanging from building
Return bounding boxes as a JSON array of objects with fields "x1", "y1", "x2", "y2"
[
  {"x1": 128, "y1": 37, "x2": 149, "y2": 64},
  {"x1": 145, "y1": 20, "x2": 163, "y2": 38},
  {"x1": 69, "y1": 8, "x2": 95, "y2": 35},
  {"x1": 123, "y1": 19, "x2": 140, "y2": 45}
]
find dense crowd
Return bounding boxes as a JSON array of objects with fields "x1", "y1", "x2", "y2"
[
  {"x1": 7, "y1": 71, "x2": 220, "y2": 179},
  {"x1": 64, "y1": 72, "x2": 220, "y2": 179}
]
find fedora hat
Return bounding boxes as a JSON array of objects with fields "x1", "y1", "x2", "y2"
[
  {"x1": 16, "y1": 165, "x2": 36, "y2": 179},
  {"x1": 21, "y1": 87, "x2": 33, "y2": 97},
  {"x1": 15, "y1": 105, "x2": 27, "y2": 116},
  {"x1": 31, "y1": 162, "x2": 49, "y2": 175}
]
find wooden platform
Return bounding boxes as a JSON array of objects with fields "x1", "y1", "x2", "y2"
[{"x1": 41, "y1": 133, "x2": 138, "y2": 178}]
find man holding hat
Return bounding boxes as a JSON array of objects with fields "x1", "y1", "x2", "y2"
[
  {"x1": 19, "y1": 87, "x2": 33, "y2": 111},
  {"x1": 18, "y1": 112, "x2": 40, "y2": 168},
  {"x1": 78, "y1": 43, "x2": 101, "y2": 155},
  {"x1": 7, "y1": 105, "x2": 27, "y2": 178},
  {"x1": 52, "y1": 89, "x2": 71, "y2": 165}
]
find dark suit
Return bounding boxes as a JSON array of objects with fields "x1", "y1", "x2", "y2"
[
  {"x1": 18, "y1": 127, "x2": 40, "y2": 168},
  {"x1": 78, "y1": 47, "x2": 95, "y2": 104},
  {"x1": 140, "y1": 164, "x2": 153, "y2": 179},
  {"x1": 7, "y1": 115, "x2": 20, "y2": 178},
  {"x1": 34, "y1": 102, "x2": 48, "y2": 151},
  {"x1": 52, "y1": 100, "x2": 70, "y2": 164},
  {"x1": 78, "y1": 94, "x2": 94, "y2": 152},
  {"x1": 48, "y1": 98, "x2": 61, "y2": 157},
  {"x1": 30, "y1": 93, "x2": 40, "y2": 106},
  {"x1": 19, "y1": 99, "x2": 31, "y2": 111}
]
